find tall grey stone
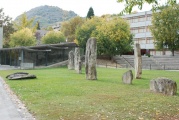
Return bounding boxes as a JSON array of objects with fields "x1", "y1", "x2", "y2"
[
  {"x1": 150, "y1": 77, "x2": 177, "y2": 96},
  {"x1": 74, "y1": 47, "x2": 81, "y2": 73},
  {"x1": 122, "y1": 70, "x2": 133, "y2": 84},
  {"x1": 68, "y1": 50, "x2": 74, "y2": 70},
  {"x1": 134, "y1": 43, "x2": 142, "y2": 79},
  {"x1": 85, "y1": 37, "x2": 97, "y2": 80}
]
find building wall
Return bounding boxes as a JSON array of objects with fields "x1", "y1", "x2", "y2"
[{"x1": 122, "y1": 11, "x2": 172, "y2": 56}]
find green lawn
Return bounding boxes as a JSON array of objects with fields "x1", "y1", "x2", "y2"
[{"x1": 0, "y1": 67, "x2": 179, "y2": 120}]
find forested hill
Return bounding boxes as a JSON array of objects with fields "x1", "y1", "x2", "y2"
[{"x1": 15, "y1": 5, "x2": 78, "y2": 29}]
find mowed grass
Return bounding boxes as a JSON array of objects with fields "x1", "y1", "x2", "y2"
[{"x1": 0, "y1": 67, "x2": 179, "y2": 120}]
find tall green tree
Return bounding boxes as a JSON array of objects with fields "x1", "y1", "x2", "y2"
[
  {"x1": 41, "y1": 31, "x2": 65, "y2": 44},
  {"x1": 13, "y1": 13, "x2": 37, "y2": 32},
  {"x1": 75, "y1": 17, "x2": 102, "y2": 51},
  {"x1": 9, "y1": 28, "x2": 36, "y2": 47},
  {"x1": 0, "y1": 8, "x2": 15, "y2": 48},
  {"x1": 117, "y1": 0, "x2": 177, "y2": 14},
  {"x1": 86, "y1": 7, "x2": 95, "y2": 19},
  {"x1": 92, "y1": 17, "x2": 133, "y2": 57},
  {"x1": 37, "y1": 21, "x2": 40, "y2": 30},
  {"x1": 150, "y1": 4, "x2": 179, "y2": 56},
  {"x1": 61, "y1": 16, "x2": 84, "y2": 42},
  {"x1": 76, "y1": 16, "x2": 133, "y2": 57}
]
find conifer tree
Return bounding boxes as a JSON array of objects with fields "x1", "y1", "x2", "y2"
[{"x1": 86, "y1": 7, "x2": 94, "y2": 19}]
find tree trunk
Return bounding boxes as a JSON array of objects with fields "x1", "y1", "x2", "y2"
[{"x1": 172, "y1": 49, "x2": 174, "y2": 56}]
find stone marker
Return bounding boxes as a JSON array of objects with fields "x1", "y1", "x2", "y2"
[
  {"x1": 134, "y1": 43, "x2": 142, "y2": 79},
  {"x1": 150, "y1": 77, "x2": 177, "y2": 96},
  {"x1": 6, "y1": 72, "x2": 36, "y2": 80},
  {"x1": 85, "y1": 37, "x2": 97, "y2": 80},
  {"x1": 74, "y1": 47, "x2": 81, "y2": 73},
  {"x1": 122, "y1": 70, "x2": 133, "y2": 84},
  {"x1": 68, "y1": 50, "x2": 74, "y2": 70}
]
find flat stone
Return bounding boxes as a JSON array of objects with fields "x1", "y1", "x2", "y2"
[{"x1": 6, "y1": 72, "x2": 36, "y2": 80}]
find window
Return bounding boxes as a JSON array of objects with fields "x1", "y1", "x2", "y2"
[
  {"x1": 139, "y1": 27, "x2": 145, "y2": 33},
  {"x1": 138, "y1": 16, "x2": 145, "y2": 22},
  {"x1": 146, "y1": 37, "x2": 154, "y2": 44},
  {"x1": 147, "y1": 15, "x2": 151, "y2": 21},
  {"x1": 133, "y1": 17, "x2": 138, "y2": 23}
]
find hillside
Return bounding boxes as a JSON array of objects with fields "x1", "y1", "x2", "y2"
[{"x1": 15, "y1": 5, "x2": 78, "y2": 29}]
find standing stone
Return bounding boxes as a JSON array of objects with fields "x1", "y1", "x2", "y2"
[
  {"x1": 85, "y1": 37, "x2": 97, "y2": 80},
  {"x1": 68, "y1": 50, "x2": 74, "y2": 70},
  {"x1": 78, "y1": 61, "x2": 82, "y2": 74},
  {"x1": 74, "y1": 47, "x2": 81, "y2": 73},
  {"x1": 150, "y1": 77, "x2": 177, "y2": 96},
  {"x1": 134, "y1": 43, "x2": 142, "y2": 79},
  {"x1": 122, "y1": 70, "x2": 133, "y2": 84}
]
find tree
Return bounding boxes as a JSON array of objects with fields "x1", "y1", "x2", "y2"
[
  {"x1": 13, "y1": 13, "x2": 37, "y2": 32},
  {"x1": 150, "y1": 4, "x2": 179, "y2": 56},
  {"x1": 75, "y1": 17, "x2": 103, "y2": 51},
  {"x1": 37, "y1": 21, "x2": 40, "y2": 30},
  {"x1": 92, "y1": 17, "x2": 133, "y2": 57},
  {"x1": 61, "y1": 16, "x2": 84, "y2": 42},
  {"x1": 86, "y1": 7, "x2": 95, "y2": 19},
  {"x1": 76, "y1": 16, "x2": 133, "y2": 57},
  {"x1": 0, "y1": 8, "x2": 15, "y2": 48},
  {"x1": 41, "y1": 31, "x2": 65, "y2": 44},
  {"x1": 9, "y1": 28, "x2": 36, "y2": 47},
  {"x1": 117, "y1": 0, "x2": 177, "y2": 14}
]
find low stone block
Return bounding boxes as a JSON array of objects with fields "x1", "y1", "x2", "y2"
[
  {"x1": 122, "y1": 70, "x2": 133, "y2": 84},
  {"x1": 150, "y1": 77, "x2": 177, "y2": 95}
]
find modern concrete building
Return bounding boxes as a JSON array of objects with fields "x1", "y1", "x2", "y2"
[{"x1": 122, "y1": 11, "x2": 172, "y2": 56}]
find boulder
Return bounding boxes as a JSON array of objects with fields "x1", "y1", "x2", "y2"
[
  {"x1": 6, "y1": 72, "x2": 36, "y2": 80},
  {"x1": 85, "y1": 37, "x2": 97, "y2": 80},
  {"x1": 134, "y1": 43, "x2": 142, "y2": 79},
  {"x1": 68, "y1": 50, "x2": 74, "y2": 70},
  {"x1": 150, "y1": 77, "x2": 177, "y2": 95},
  {"x1": 122, "y1": 70, "x2": 133, "y2": 84}
]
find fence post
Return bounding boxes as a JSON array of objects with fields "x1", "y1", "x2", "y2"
[
  {"x1": 106, "y1": 62, "x2": 107, "y2": 68},
  {"x1": 116, "y1": 62, "x2": 117, "y2": 69},
  {"x1": 164, "y1": 64, "x2": 165, "y2": 70},
  {"x1": 150, "y1": 64, "x2": 151, "y2": 70}
]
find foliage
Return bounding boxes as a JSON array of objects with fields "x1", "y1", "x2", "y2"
[
  {"x1": 9, "y1": 28, "x2": 36, "y2": 47},
  {"x1": 117, "y1": 0, "x2": 177, "y2": 14},
  {"x1": 150, "y1": 4, "x2": 179, "y2": 56},
  {"x1": 75, "y1": 17, "x2": 102, "y2": 50},
  {"x1": 86, "y1": 7, "x2": 95, "y2": 19},
  {"x1": 76, "y1": 16, "x2": 133, "y2": 56},
  {"x1": 0, "y1": 8, "x2": 15, "y2": 48},
  {"x1": 41, "y1": 31, "x2": 65, "y2": 44},
  {"x1": 15, "y1": 5, "x2": 78, "y2": 29},
  {"x1": 37, "y1": 21, "x2": 40, "y2": 30},
  {"x1": 93, "y1": 17, "x2": 133, "y2": 56},
  {"x1": 61, "y1": 16, "x2": 84, "y2": 42},
  {"x1": 1, "y1": 67, "x2": 179, "y2": 120},
  {"x1": 13, "y1": 13, "x2": 37, "y2": 32}
]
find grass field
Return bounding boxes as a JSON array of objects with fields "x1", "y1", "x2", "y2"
[{"x1": 0, "y1": 67, "x2": 179, "y2": 120}]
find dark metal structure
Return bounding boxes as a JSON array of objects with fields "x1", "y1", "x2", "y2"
[{"x1": 0, "y1": 42, "x2": 77, "y2": 67}]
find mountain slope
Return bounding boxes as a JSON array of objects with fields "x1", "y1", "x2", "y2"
[{"x1": 15, "y1": 5, "x2": 78, "y2": 29}]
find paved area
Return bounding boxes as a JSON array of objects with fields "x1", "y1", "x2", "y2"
[
  {"x1": 0, "y1": 77, "x2": 25, "y2": 120},
  {"x1": 0, "y1": 65, "x2": 35, "y2": 120}
]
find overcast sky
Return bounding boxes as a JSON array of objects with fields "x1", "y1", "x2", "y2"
[{"x1": 0, "y1": 0, "x2": 153, "y2": 20}]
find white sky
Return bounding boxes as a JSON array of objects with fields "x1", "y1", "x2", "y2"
[{"x1": 0, "y1": 0, "x2": 153, "y2": 20}]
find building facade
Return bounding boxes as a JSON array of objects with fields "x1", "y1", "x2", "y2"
[{"x1": 122, "y1": 11, "x2": 172, "y2": 56}]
